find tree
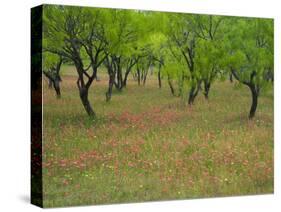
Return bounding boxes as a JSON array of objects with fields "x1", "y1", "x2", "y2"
[
  {"x1": 147, "y1": 32, "x2": 167, "y2": 88},
  {"x1": 104, "y1": 55, "x2": 116, "y2": 102},
  {"x1": 43, "y1": 53, "x2": 64, "y2": 98},
  {"x1": 135, "y1": 52, "x2": 152, "y2": 86},
  {"x1": 43, "y1": 5, "x2": 108, "y2": 117},
  {"x1": 166, "y1": 14, "x2": 228, "y2": 103},
  {"x1": 191, "y1": 15, "x2": 225, "y2": 99},
  {"x1": 166, "y1": 14, "x2": 201, "y2": 105},
  {"x1": 103, "y1": 10, "x2": 144, "y2": 99},
  {"x1": 226, "y1": 17, "x2": 273, "y2": 119},
  {"x1": 161, "y1": 51, "x2": 187, "y2": 97}
]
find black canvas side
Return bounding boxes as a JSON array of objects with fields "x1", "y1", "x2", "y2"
[{"x1": 31, "y1": 5, "x2": 43, "y2": 208}]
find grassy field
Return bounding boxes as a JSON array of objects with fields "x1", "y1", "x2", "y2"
[{"x1": 42, "y1": 65, "x2": 273, "y2": 207}]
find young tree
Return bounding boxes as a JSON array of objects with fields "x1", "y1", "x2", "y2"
[
  {"x1": 226, "y1": 17, "x2": 273, "y2": 119},
  {"x1": 103, "y1": 9, "x2": 143, "y2": 99},
  {"x1": 148, "y1": 32, "x2": 167, "y2": 88},
  {"x1": 161, "y1": 49, "x2": 187, "y2": 97},
  {"x1": 135, "y1": 53, "x2": 152, "y2": 86},
  {"x1": 122, "y1": 56, "x2": 138, "y2": 88},
  {"x1": 42, "y1": 53, "x2": 64, "y2": 98},
  {"x1": 191, "y1": 15, "x2": 225, "y2": 99},
  {"x1": 166, "y1": 14, "x2": 201, "y2": 105}
]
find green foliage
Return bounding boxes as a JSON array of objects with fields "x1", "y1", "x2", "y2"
[
  {"x1": 42, "y1": 4, "x2": 274, "y2": 118},
  {"x1": 43, "y1": 5, "x2": 274, "y2": 90},
  {"x1": 43, "y1": 52, "x2": 60, "y2": 71},
  {"x1": 226, "y1": 17, "x2": 274, "y2": 89}
]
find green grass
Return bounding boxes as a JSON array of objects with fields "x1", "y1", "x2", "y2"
[{"x1": 42, "y1": 66, "x2": 273, "y2": 207}]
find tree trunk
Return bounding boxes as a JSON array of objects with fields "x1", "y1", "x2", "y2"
[
  {"x1": 167, "y1": 78, "x2": 175, "y2": 96},
  {"x1": 158, "y1": 69, "x2": 161, "y2": 88},
  {"x1": 249, "y1": 85, "x2": 258, "y2": 119},
  {"x1": 123, "y1": 74, "x2": 128, "y2": 88},
  {"x1": 188, "y1": 83, "x2": 200, "y2": 105},
  {"x1": 229, "y1": 73, "x2": 233, "y2": 83},
  {"x1": 122, "y1": 70, "x2": 131, "y2": 88},
  {"x1": 203, "y1": 80, "x2": 211, "y2": 100},
  {"x1": 44, "y1": 73, "x2": 61, "y2": 98},
  {"x1": 188, "y1": 86, "x2": 196, "y2": 105},
  {"x1": 230, "y1": 68, "x2": 260, "y2": 119},
  {"x1": 115, "y1": 67, "x2": 123, "y2": 91},
  {"x1": 143, "y1": 70, "x2": 148, "y2": 85},
  {"x1": 137, "y1": 68, "x2": 141, "y2": 86},
  {"x1": 188, "y1": 79, "x2": 201, "y2": 105},
  {"x1": 79, "y1": 87, "x2": 95, "y2": 118},
  {"x1": 106, "y1": 74, "x2": 115, "y2": 102},
  {"x1": 53, "y1": 79, "x2": 61, "y2": 99},
  {"x1": 116, "y1": 63, "x2": 123, "y2": 89}
]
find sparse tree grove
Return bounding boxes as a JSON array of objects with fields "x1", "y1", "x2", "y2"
[{"x1": 43, "y1": 5, "x2": 273, "y2": 119}]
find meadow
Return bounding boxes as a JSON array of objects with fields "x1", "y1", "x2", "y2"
[{"x1": 42, "y1": 65, "x2": 273, "y2": 207}]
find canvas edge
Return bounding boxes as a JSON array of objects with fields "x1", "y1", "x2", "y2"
[{"x1": 31, "y1": 4, "x2": 43, "y2": 208}]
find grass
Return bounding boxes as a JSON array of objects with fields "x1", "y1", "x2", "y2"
[{"x1": 42, "y1": 65, "x2": 273, "y2": 207}]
